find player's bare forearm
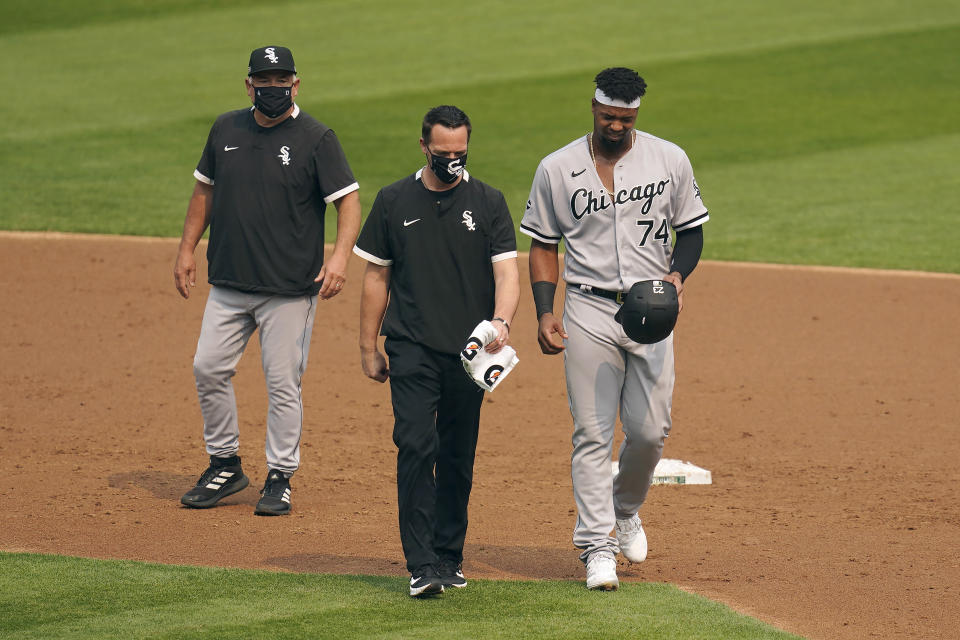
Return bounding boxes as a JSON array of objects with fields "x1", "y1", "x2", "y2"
[
  {"x1": 174, "y1": 181, "x2": 213, "y2": 299},
  {"x1": 359, "y1": 262, "x2": 390, "y2": 382},
  {"x1": 529, "y1": 239, "x2": 560, "y2": 285},
  {"x1": 317, "y1": 190, "x2": 362, "y2": 298},
  {"x1": 487, "y1": 257, "x2": 520, "y2": 353}
]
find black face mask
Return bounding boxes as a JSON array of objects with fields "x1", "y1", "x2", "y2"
[
  {"x1": 254, "y1": 85, "x2": 293, "y2": 119},
  {"x1": 429, "y1": 152, "x2": 467, "y2": 184}
]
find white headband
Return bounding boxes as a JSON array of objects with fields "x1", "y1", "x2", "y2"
[{"x1": 594, "y1": 88, "x2": 641, "y2": 109}]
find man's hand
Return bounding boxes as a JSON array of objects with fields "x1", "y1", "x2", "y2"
[
  {"x1": 319, "y1": 189, "x2": 361, "y2": 300},
  {"x1": 485, "y1": 319, "x2": 510, "y2": 354},
  {"x1": 316, "y1": 254, "x2": 348, "y2": 300},
  {"x1": 537, "y1": 312, "x2": 568, "y2": 355},
  {"x1": 174, "y1": 250, "x2": 197, "y2": 299},
  {"x1": 174, "y1": 180, "x2": 213, "y2": 299},
  {"x1": 361, "y1": 348, "x2": 389, "y2": 383},
  {"x1": 663, "y1": 271, "x2": 684, "y2": 313}
]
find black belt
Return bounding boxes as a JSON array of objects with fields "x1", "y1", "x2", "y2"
[{"x1": 570, "y1": 283, "x2": 626, "y2": 304}]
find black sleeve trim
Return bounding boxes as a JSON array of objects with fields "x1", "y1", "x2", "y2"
[
  {"x1": 520, "y1": 222, "x2": 562, "y2": 243},
  {"x1": 673, "y1": 211, "x2": 709, "y2": 231},
  {"x1": 670, "y1": 226, "x2": 704, "y2": 282}
]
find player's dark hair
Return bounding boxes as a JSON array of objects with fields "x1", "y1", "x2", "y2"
[
  {"x1": 594, "y1": 67, "x2": 647, "y2": 103},
  {"x1": 422, "y1": 105, "x2": 472, "y2": 143}
]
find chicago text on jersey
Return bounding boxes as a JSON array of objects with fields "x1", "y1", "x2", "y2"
[{"x1": 570, "y1": 179, "x2": 670, "y2": 219}]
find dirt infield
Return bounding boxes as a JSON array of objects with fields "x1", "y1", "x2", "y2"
[{"x1": 1, "y1": 233, "x2": 958, "y2": 640}]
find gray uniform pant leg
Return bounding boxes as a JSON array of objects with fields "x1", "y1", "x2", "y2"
[
  {"x1": 254, "y1": 292, "x2": 317, "y2": 475},
  {"x1": 613, "y1": 335, "x2": 674, "y2": 519},
  {"x1": 563, "y1": 289, "x2": 674, "y2": 562},
  {"x1": 193, "y1": 286, "x2": 317, "y2": 475},
  {"x1": 194, "y1": 287, "x2": 258, "y2": 460}
]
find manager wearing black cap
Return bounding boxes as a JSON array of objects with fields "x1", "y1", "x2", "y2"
[{"x1": 175, "y1": 46, "x2": 361, "y2": 517}]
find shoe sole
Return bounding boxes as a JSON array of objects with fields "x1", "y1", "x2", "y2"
[
  {"x1": 617, "y1": 526, "x2": 648, "y2": 563},
  {"x1": 441, "y1": 574, "x2": 467, "y2": 589},
  {"x1": 180, "y1": 475, "x2": 250, "y2": 508},
  {"x1": 410, "y1": 583, "x2": 444, "y2": 597},
  {"x1": 254, "y1": 503, "x2": 291, "y2": 516},
  {"x1": 587, "y1": 580, "x2": 619, "y2": 591},
  {"x1": 618, "y1": 536, "x2": 648, "y2": 563},
  {"x1": 443, "y1": 581, "x2": 467, "y2": 589}
]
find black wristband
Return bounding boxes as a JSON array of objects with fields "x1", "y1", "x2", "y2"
[
  {"x1": 492, "y1": 317, "x2": 510, "y2": 331},
  {"x1": 532, "y1": 281, "x2": 557, "y2": 319}
]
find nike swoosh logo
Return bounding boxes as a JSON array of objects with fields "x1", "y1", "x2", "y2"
[
  {"x1": 571, "y1": 168, "x2": 586, "y2": 177},
  {"x1": 224, "y1": 146, "x2": 239, "y2": 151},
  {"x1": 403, "y1": 219, "x2": 421, "y2": 227}
]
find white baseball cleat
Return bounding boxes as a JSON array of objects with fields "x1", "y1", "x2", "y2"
[
  {"x1": 585, "y1": 552, "x2": 619, "y2": 591},
  {"x1": 615, "y1": 514, "x2": 648, "y2": 563}
]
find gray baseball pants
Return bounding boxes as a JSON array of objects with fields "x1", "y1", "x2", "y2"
[
  {"x1": 193, "y1": 285, "x2": 317, "y2": 475},
  {"x1": 562, "y1": 288, "x2": 674, "y2": 562}
]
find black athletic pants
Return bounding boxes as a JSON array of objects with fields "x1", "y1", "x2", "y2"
[{"x1": 385, "y1": 338, "x2": 485, "y2": 573}]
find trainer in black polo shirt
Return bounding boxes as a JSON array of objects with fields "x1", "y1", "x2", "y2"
[
  {"x1": 175, "y1": 46, "x2": 361, "y2": 518},
  {"x1": 354, "y1": 105, "x2": 519, "y2": 597}
]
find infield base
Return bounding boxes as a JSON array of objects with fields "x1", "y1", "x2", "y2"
[{"x1": 611, "y1": 458, "x2": 713, "y2": 485}]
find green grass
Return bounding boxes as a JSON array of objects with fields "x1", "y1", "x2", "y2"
[
  {"x1": 0, "y1": 553, "x2": 800, "y2": 640},
  {"x1": 0, "y1": 0, "x2": 958, "y2": 271},
  {"x1": 0, "y1": 0, "x2": 308, "y2": 35},
  {"x1": 2, "y1": 4, "x2": 950, "y2": 637}
]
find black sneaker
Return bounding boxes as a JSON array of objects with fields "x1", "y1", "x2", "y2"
[
  {"x1": 409, "y1": 565, "x2": 444, "y2": 597},
  {"x1": 180, "y1": 455, "x2": 249, "y2": 508},
  {"x1": 254, "y1": 469, "x2": 291, "y2": 516},
  {"x1": 438, "y1": 559, "x2": 467, "y2": 589}
]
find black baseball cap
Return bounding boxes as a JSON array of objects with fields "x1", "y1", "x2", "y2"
[{"x1": 248, "y1": 46, "x2": 296, "y2": 76}]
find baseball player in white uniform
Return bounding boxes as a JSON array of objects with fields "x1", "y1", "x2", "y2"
[{"x1": 521, "y1": 67, "x2": 708, "y2": 590}]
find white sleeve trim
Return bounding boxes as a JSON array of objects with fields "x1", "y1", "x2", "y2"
[
  {"x1": 194, "y1": 169, "x2": 213, "y2": 185},
  {"x1": 325, "y1": 182, "x2": 360, "y2": 204},
  {"x1": 353, "y1": 245, "x2": 392, "y2": 266},
  {"x1": 673, "y1": 211, "x2": 710, "y2": 230},
  {"x1": 491, "y1": 251, "x2": 518, "y2": 263}
]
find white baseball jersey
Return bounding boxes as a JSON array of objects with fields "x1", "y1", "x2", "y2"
[{"x1": 520, "y1": 131, "x2": 708, "y2": 290}]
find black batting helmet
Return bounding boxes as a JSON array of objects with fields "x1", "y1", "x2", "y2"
[{"x1": 614, "y1": 280, "x2": 679, "y2": 344}]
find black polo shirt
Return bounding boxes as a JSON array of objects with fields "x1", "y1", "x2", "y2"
[
  {"x1": 194, "y1": 105, "x2": 358, "y2": 296},
  {"x1": 354, "y1": 169, "x2": 517, "y2": 355}
]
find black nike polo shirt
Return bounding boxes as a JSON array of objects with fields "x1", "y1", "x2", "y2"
[
  {"x1": 354, "y1": 169, "x2": 517, "y2": 355},
  {"x1": 194, "y1": 105, "x2": 358, "y2": 296}
]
